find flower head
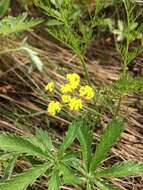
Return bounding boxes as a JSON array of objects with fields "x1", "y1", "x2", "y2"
[
  {"x1": 66, "y1": 73, "x2": 80, "y2": 90},
  {"x1": 79, "y1": 85, "x2": 94, "y2": 100},
  {"x1": 45, "y1": 82, "x2": 54, "y2": 92},
  {"x1": 66, "y1": 73, "x2": 80, "y2": 84},
  {"x1": 69, "y1": 97, "x2": 83, "y2": 111},
  {"x1": 61, "y1": 73, "x2": 80, "y2": 94},
  {"x1": 60, "y1": 83, "x2": 73, "y2": 94},
  {"x1": 61, "y1": 95, "x2": 71, "y2": 103},
  {"x1": 47, "y1": 101, "x2": 61, "y2": 116}
]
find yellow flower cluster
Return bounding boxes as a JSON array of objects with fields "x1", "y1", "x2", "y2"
[
  {"x1": 69, "y1": 98, "x2": 83, "y2": 111},
  {"x1": 60, "y1": 73, "x2": 80, "y2": 94},
  {"x1": 47, "y1": 101, "x2": 61, "y2": 116},
  {"x1": 45, "y1": 73, "x2": 94, "y2": 116},
  {"x1": 61, "y1": 95, "x2": 71, "y2": 103},
  {"x1": 61, "y1": 84, "x2": 73, "y2": 94},
  {"x1": 79, "y1": 85, "x2": 94, "y2": 100}
]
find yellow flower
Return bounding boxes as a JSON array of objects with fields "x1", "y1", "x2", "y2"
[
  {"x1": 69, "y1": 97, "x2": 83, "y2": 111},
  {"x1": 66, "y1": 73, "x2": 80, "y2": 84},
  {"x1": 79, "y1": 85, "x2": 94, "y2": 100},
  {"x1": 61, "y1": 95, "x2": 71, "y2": 103},
  {"x1": 66, "y1": 73, "x2": 80, "y2": 89},
  {"x1": 60, "y1": 73, "x2": 80, "y2": 94},
  {"x1": 60, "y1": 83, "x2": 73, "y2": 94},
  {"x1": 45, "y1": 82, "x2": 54, "y2": 92},
  {"x1": 47, "y1": 101, "x2": 61, "y2": 116}
]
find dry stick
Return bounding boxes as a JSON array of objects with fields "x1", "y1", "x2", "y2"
[{"x1": 0, "y1": 120, "x2": 29, "y2": 135}]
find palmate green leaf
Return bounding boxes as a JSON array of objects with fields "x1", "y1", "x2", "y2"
[
  {"x1": 95, "y1": 161, "x2": 143, "y2": 177},
  {"x1": 59, "y1": 117, "x2": 82, "y2": 155},
  {"x1": 0, "y1": 0, "x2": 10, "y2": 17},
  {"x1": 0, "y1": 133, "x2": 47, "y2": 158},
  {"x1": 0, "y1": 164, "x2": 49, "y2": 190},
  {"x1": 90, "y1": 120, "x2": 123, "y2": 172},
  {"x1": 94, "y1": 179, "x2": 121, "y2": 190},
  {"x1": 77, "y1": 119, "x2": 92, "y2": 172},
  {"x1": 0, "y1": 13, "x2": 42, "y2": 36},
  {"x1": 59, "y1": 163, "x2": 83, "y2": 185},
  {"x1": 48, "y1": 170, "x2": 60, "y2": 190}
]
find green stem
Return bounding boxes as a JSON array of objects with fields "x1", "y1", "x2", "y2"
[
  {"x1": 79, "y1": 55, "x2": 90, "y2": 84},
  {"x1": 84, "y1": 105, "x2": 102, "y2": 117},
  {"x1": 114, "y1": 94, "x2": 122, "y2": 118}
]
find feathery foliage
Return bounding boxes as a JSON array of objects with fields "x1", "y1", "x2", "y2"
[{"x1": 0, "y1": 13, "x2": 42, "y2": 36}]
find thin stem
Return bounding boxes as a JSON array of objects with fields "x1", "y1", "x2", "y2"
[
  {"x1": 84, "y1": 105, "x2": 102, "y2": 117},
  {"x1": 114, "y1": 94, "x2": 122, "y2": 118},
  {"x1": 79, "y1": 55, "x2": 90, "y2": 84}
]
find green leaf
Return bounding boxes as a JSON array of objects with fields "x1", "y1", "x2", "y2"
[
  {"x1": 35, "y1": 128, "x2": 54, "y2": 151},
  {"x1": 77, "y1": 119, "x2": 92, "y2": 172},
  {"x1": 59, "y1": 117, "x2": 82, "y2": 155},
  {"x1": 0, "y1": 0, "x2": 10, "y2": 17},
  {"x1": 48, "y1": 170, "x2": 60, "y2": 190},
  {"x1": 2, "y1": 154, "x2": 18, "y2": 181},
  {"x1": 26, "y1": 128, "x2": 54, "y2": 153},
  {"x1": 47, "y1": 19, "x2": 63, "y2": 26},
  {"x1": 69, "y1": 159, "x2": 85, "y2": 175},
  {"x1": 95, "y1": 161, "x2": 143, "y2": 177},
  {"x1": 87, "y1": 182, "x2": 93, "y2": 190},
  {"x1": 0, "y1": 13, "x2": 42, "y2": 36},
  {"x1": 90, "y1": 120, "x2": 123, "y2": 172},
  {"x1": 59, "y1": 163, "x2": 83, "y2": 185},
  {"x1": 0, "y1": 164, "x2": 49, "y2": 190},
  {"x1": 94, "y1": 179, "x2": 122, "y2": 190},
  {"x1": 62, "y1": 151, "x2": 80, "y2": 162},
  {"x1": 0, "y1": 133, "x2": 47, "y2": 158},
  {"x1": 21, "y1": 46, "x2": 43, "y2": 72}
]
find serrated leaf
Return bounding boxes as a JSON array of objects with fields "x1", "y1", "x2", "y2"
[
  {"x1": 90, "y1": 120, "x2": 123, "y2": 172},
  {"x1": 62, "y1": 151, "x2": 80, "y2": 162},
  {"x1": 59, "y1": 163, "x2": 83, "y2": 185},
  {"x1": 59, "y1": 117, "x2": 82, "y2": 155},
  {"x1": 94, "y1": 179, "x2": 122, "y2": 190},
  {"x1": 0, "y1": 164, "x2": 49, "y2": 190},
  {"x1": 0, "y1": 133, "x2": 47, "y2": 158},
  {"x1": 95, "y1": 161, "x2": 143, "y2": 177},
  {"x1": 0, "y1": 13, "x2": 43, "y2": 36},
  {"x1": 35, "y1": 128, "x2": 54, "y2": 151},
  {"x1": 48, "y1": 170, "x2": 60, "y2": 190},
  {"x1": 77, "y1": 119, "x2": 92, "y2": 172},
  {"x1": 2, "y1": 154, "x2": 18, "y2": 181},
  {"x1": 68, "y1": 158, "x2": 85, "y2": 175},
  {"x1": 0, "y1": 0, "x2": 10, "y2": 17}
]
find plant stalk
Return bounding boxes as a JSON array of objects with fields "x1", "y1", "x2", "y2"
[{"x1": 79, "y1": 55, "x2": 90, "y2": 84}]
